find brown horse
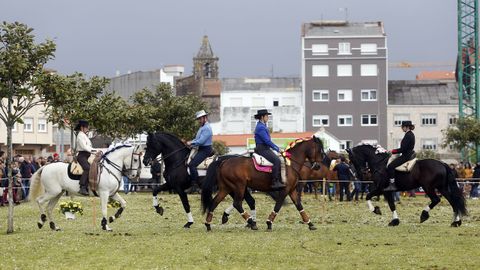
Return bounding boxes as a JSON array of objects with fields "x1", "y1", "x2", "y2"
[
  {"x1": 297, "y1": 150, "x2": 339, "y2": 199},
  {"x1": 201, "y1": 135, "x2": 325, "y2": 231}
]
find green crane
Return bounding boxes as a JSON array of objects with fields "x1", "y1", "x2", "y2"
[{"x1": 457, "y1": 0, "x2": 480, "y2": 161}]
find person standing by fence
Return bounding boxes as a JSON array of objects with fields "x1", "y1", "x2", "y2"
[{"x1": 333, "y1": 156, "x2": 353, "y2": 202}]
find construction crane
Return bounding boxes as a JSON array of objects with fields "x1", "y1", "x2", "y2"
[{"x1": 458, "y1": 0, "x2": 479, "y2": 161}]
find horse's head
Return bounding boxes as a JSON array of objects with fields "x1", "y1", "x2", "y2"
[
  {"x1": 123, "y1": 144, "x2": 143, "y2": 180},
  {"x1": 307, "y1": 135, "x2": 326, "y2": 170},
  {"x1": 143, "y1": 132, "x2": 161, "y2": 166},
  {"x1": 346, "y1": 144, "x2": 380, "y2": 181}
]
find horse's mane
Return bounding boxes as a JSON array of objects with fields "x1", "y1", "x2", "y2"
[
  {"x1": 153, "y1": 132, "x2": 186, "y2": 148},
  {"x1": 354, "y1": 143, "x2": 388, "y2": 155}
]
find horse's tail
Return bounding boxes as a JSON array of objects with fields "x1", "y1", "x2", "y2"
[
  {"x1": 28, "y1": 166, "x2": 46, "y2": 202},
  {"x1": 201, "y1": 155, "x2": 236, "y2": 215},
  {"x1": 443, "y1": 162, "x2": 468, "y2": 216}
]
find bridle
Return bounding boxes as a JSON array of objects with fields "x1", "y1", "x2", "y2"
[
  {"x1": 102, "y1": 144, "x2": 143, "y2": 180},
  {"x1": 283, "y1": 138, "x2": 324, "y2": 177}
]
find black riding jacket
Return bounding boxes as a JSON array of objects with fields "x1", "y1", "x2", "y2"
[{"x1": 392, "y1": 130, "x2": 415, "y2": 155}]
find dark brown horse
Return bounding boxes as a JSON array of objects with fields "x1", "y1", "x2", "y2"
[
  {"x1": 347, "y1": 144, "x2": 467, "y2": 227},
  {"x1": 297, "y1": 150, "x2": 339, "y2": 199},
  {"x1": 201, "y1": 135, "x2": 325, "y2": 231}
]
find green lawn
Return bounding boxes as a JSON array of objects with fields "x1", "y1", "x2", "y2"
[{"x1": 0, "y1": 193, "x2": 479, "y2": 269}]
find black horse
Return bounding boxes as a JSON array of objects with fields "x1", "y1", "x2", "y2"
[
  {"x1": 347, "y1": 144, "x2": 467, "y2": 227},
  {"x1": 142, "y1": 132, "x2": 256, "y2": 228}
]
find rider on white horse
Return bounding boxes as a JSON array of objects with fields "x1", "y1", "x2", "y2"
[{"x1": 75, "y1": 120, "x2": 96, "y2": 196}]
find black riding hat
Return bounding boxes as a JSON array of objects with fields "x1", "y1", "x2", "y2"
[
  {"x1": 254, "y1": 109, "x2": 272, "y2": 120},
  {"x1": 402, "y1": 120, "x2": 415, "y2": 129},
  {"x1": 74, "y1": 120, "x2": 89, "y2": 131}
]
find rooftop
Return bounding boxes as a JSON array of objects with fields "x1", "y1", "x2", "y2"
[
  {"x1": 221, "y1": 77, "x2": 301, "y2": 92},
  {"x1": 416, "y1": 70, "x2": 455, "y2": 81},
  {"x1": 388, "y1": 80, "x2": 458, "y2": 105},
  {"x1": 302, "y1": 21, "x2": 385, "y2": 37}
]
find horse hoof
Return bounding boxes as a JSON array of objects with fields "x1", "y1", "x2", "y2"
[
  {"x1": 221, "y1": 212, "x2": 229, "y2": 224},
  {"x1": 250, "y1": 222, "x2": 258, "y2": 231},
  {"x1": 451, "y1": 220, "x2": 462, "y2": 227},
  {"x1": 373, "y1": 206, "x2": 382, "y2": 215},
  {"x1": 266, "y1": 221, "x2": 273, "y2": 231},
  {"x1": 109, "y1": 216, "x2": 115, "y2": 223},
  {"x1": 155, "y1": 206, "x2": 164, "y2": 216},
  {"x1": 205, "y1": 223, "x2": 211, "y2": 231},
  {"x1": 184, "y1": 222, "x2": 194, "y2": 228},
  {"x1": 420, "y1": 210, "x2": 430, "y2": 223},
  {"x1": 388, "y1": 219, "x2": 400, "y2": 226},
  {"x1": 37, "y1": 222, "x2": 43, "y2": 229},
  {"x1": 308, "y1": 222, "x2": 317, "y2": 231}
]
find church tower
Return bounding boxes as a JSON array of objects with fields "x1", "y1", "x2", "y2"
[{"x1": 193, "y1": 36, "x2": 219, "y2": 80}]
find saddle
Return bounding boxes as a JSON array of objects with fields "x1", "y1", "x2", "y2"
[
  {"x1": 68, "y1": 152, "x2": 103, "y2": 192},
  {"x1": 187, "y1": 147, "x2": 216, "y2": 170},
  {"x1": 251, "y1": 153, "x2": 287, "y2": 184},
  {"x1": 387, "y1": 153, "x2": 417, "y2": 172}
]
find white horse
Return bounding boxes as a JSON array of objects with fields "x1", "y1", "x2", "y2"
[{"x1": 29, "y1": 144, "x2": 142, "y2": 231}]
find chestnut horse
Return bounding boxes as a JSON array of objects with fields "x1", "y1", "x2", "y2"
[{"x1": 201, "y1": 134, "x2": 325, "y2": 231}]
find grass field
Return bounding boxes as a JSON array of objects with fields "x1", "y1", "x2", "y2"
[{"x1": 0, "y1": 192, "x2": 479, "y2": 269}]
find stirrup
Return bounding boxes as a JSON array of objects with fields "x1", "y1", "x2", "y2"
[{"x1": 384, "y1": 182, "x2": 397, "y2": 192}]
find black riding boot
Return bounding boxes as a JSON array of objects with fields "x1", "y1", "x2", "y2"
[
  {"x1": 271, "y1": 177, "x2": 285, "y2": 190},
  {"x1": 79, "y1": 186, "x2": 89, "y2": 196}
]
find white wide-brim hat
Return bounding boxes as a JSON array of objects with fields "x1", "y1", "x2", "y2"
[{"x1": 195, "y1": 110, "x2": 209, "y2": 119}]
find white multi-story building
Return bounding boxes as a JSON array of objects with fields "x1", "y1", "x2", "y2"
[
  {"x1": 387, "y1": 80, "x2": 459, "y2": 160},
  {"x1": 218, "y1": 77, "x2": 303, "y2": 134},
  {"x1": 0, "y1": 102, "x2": 54, "y2": 157}
]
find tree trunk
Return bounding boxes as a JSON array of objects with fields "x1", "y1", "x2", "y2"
[{"x1": 6, "y1": 98, "x2": 14, "y2": 234}]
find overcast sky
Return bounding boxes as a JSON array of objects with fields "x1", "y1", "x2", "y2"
[{"x1": 2, "y1": 0, "x2": 457, "y2": 80}]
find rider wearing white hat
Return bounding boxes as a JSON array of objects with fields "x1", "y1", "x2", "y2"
[{"x1": 186, "y1": 110, "x2": 213, "y2": 191}]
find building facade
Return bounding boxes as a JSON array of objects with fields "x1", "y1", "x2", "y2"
[
  {"x1": 387, "y1": 80, "x2": 459, "y2": 161},
  {"x1": 0, "y1": 102, "x2": 54, "y2": 157},
  {"x1": 301, "y1": 21, "x2": 388, "y2": 150},
  {"x1": 106, "y1": 65, "x2": 185, "y2": 100},
  {"x1": 219, "y1": 77, "x2": 303, "y2": 134}
]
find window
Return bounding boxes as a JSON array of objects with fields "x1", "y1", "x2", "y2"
[
  {"x1": 312, "y1": 65, "x2": 329, "y2": 77},
  {"x1": 273, "y1": 98, "x2": 279, "y2": 107},
  {"x1": 361, "y1": 114, "x2": 378, "y2": 126},
  {"x1": 313, "y1": 115, "x2": 329, "y2": 127},
  {"x1": 252, "y1": 97, "x2": 265, "y2": 107},
  {"x1": 24, "y1": 117, "x2": 33, "y2": 132},
  {"x1": 448, "y1": 113, "x2": 458, "y2": 125},
  {"x1": 422, "y1": 138, "x2": 437, "y2": 150},
  {"x1": 337, "y1": 89, "x2": 352, "y2": 102},
  {"x1": 340, "y1": 140, "x2": 353, "y2": 150},
  {"x1": 361, "y1": 43, "x2": 378, "y2": 55},
  {"x1": 338, "y1": 42, "x2": 351, "y2": 55},
  {"x1": 337, "y1": 64, "x2": 352, "y2": 77},
  {"x1": 361, "y1": 64, "x2": 378, "y2": 76},
  {"x1": 338, "y1": 115, "x2": 353, "y2": 126},
  {"x1": 393, "y1": 114, "x2": 410, "y2": 126},
  {"x1": 421, "y1": 114, "x2": 437, "y2": 126},
  {"x1": 38, "y1": 119, "x2": 47, "y2": 133},
  {"x1": 361, "y1": 89, "x2": 377, "y2": 101},
  {"x1": 312, "y1": 44, "x2": 328, "y2": 55},
  {"x1": 312, "y1": 90, "x2": 329, "y2": 102}
]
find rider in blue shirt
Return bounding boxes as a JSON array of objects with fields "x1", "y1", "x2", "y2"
[
  {"x1": 187, "y1": 110, "x2": 213, "y2": 191},
  {"x1": 254, "y1": 109, "x2": 285, "y2": 189}
]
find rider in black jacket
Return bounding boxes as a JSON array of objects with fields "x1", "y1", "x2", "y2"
[{"x1": 384, "y1": 121, "x2": 415, "y2": 191}]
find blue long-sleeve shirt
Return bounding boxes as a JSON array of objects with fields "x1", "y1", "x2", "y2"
[
  {"x1": 254, "y1": 121, "x2": 280, "y2": 152},
  {"x1": 191, "y1": 122, "x2": 213, "y2": 146}
]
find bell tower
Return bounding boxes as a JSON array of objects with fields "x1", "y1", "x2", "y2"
[{"x1": 193, "y1": 35, "x2": 219, "y2": 80}]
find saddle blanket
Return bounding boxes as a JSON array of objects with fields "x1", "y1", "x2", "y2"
[{"x1": 387, "y1": 154, "x2": 417, "y2": 172}]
